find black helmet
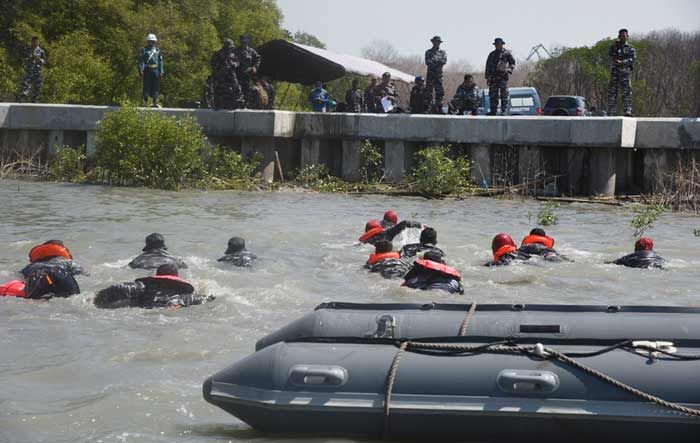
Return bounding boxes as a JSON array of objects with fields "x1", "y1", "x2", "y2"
[
  {"x1": 156, "y1": 263, "x2": 178, "y2": 276},
  {"x1": 143, "y1": 233, "x2": 166, "y2": 252},
  {"x1": 225, "y1": 237, "x2": 246, "y2": 254},
  {"x1": 424, "y1": 250, "x2": 444, "y2": 263}
]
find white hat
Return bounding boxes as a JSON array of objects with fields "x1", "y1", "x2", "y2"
[{"x1": 146, "y1": 33, "x2": 157, "y2": 42}]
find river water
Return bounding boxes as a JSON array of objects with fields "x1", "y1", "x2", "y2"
[{"x1": 1, "y1": 180, "x2": 698, "y2": 443}]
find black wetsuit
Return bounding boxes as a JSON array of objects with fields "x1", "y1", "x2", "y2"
[
  {"x1": 94, "y1": 276, "x2": 212, "y2": 309},
  {"x1": 518, "y1": 244, "x2": 567, "y2": 262},
  {"x1": 486, "y1": 250, "x2": 531, "y2": 267},
  {"x1": 128, "y1": 249, "x2": 188, "y2": 270},
  {"x1": 363, "y1": 220, "x2": 422, "y2": 246},
  {"x1": 20, "y1": 257, "x2": 82, "y2": 299},
  {"x1": 217, "y1": 251, "x2": 257, "y2": 267},
  {"x1": 403, "y1": 262, "x2": 464, "y2": 294},
  {"x1": 613, "y1": 250, "x2": 665, "y2": 269},
  {"x1": 365, "y1": 257, "x2": 411, "y2": 279},
  {"x1": 400, "y1": 243, "x2": 446, "y2": 260}
]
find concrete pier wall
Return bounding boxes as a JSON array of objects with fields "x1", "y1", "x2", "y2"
[{"x1": 1, "y1": 103, "x2": 699, "y2": 196}]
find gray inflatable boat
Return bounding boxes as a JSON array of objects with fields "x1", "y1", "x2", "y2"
[
  {"x1": 206, "y1": 303, "x2": 700, "y2": 441},
  {"x1": 256, "y1": 302, "x2": 700, "y2": 350},
  {"x1": 205, "y1": 337, "x2": 700, "y2": 441}
]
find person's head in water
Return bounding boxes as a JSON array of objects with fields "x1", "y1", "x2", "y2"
[
  {"x1": 374, "y1": 240, "x2": 393, "y2": 254},
  {"x1": 143, "y1": 233, "x2": 166, "y2": 252},
  {"x1": 530, "y1": 228, "x2": 546, "y2": 237},
  {"x1": 225, "y1": 237, "x2": 246, "y2": 254},
  {"x1": 424, "y1": 250, "x2": 444, "y2": 264},
  {"x1": 365, "y1": 220, "x2": 382, "y2": 232},
  {"x1": 420, "y1": 227, "x2": 437, "y2": 245},
  {"x1": 383, "y1": 210, "x2": 398, "y2": 225},
  {"x1": 635, "y1": 237, "x2": 654, "y2": 252},
  {"x1": 44, "y1": 239, "x2": 65, "y2": 246},
  {"x1": 156, "y1": 263, "x2": 179, "y2": 276},
  {"x1": 492, "y1": 233, "x2": 515, "y2": 253}
]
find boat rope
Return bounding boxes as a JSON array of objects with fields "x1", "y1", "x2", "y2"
[
  {"x1": 458, "y1": 302, "x2": 477, "y2": 336},
  {"x1": 383, "y1": 340, "x2": 409, "y2": 438},
  {"x1": 382, "y1": 340, "x2": 700, "y2": 435}
]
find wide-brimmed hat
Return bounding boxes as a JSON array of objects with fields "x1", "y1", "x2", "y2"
[{"x1": 493, "y1": 37, "x2": 505, "y2": 45}]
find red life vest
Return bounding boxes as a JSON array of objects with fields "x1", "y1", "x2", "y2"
[
  {"x1": 0, "y1": 280, "x2": 27, "y2": 298},
  {"x1": 359, "y1": 227, "x2": 385, "y2": 243},
  {"x1": 493, "y1": 244, "x2": 517, "y2": 263},
  {"x1": 29, "y1": 244, "x2": 72, "y2": 263},
  {"x1": 367, "y1": 251, "x2": 400, "y2": 265},
  {"x1": 139, "y1": 275, "x2": 194, "y2": 293},
  {"x1": 521, "y1": 235, "x2": 554, "y2": 249},
  {"x1": 415, "y1": 259, "x2": 462, "y2": 280}
]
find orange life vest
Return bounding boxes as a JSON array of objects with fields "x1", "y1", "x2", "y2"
[
  {"x1": 493, "y1": 244, "x2": 517, "y2": 263},
  {"x1": 415, "y1": 259, "x2": 462, "y2": 280},
  {"x1": 29, "y1": 243, "x2": 72, "y2": 263},
  {"x1": 0, "y1": 280, "x2": 27, "y2": 298},
  {"x1": 521, "y1": 235, "x2": 554, "y2": 249},
  {"x1": 367, "y1": 251, "x2": 400, "y2": 265},
  {"x1": 359, "y1": 227, "x2": 385, "y2": 243}
]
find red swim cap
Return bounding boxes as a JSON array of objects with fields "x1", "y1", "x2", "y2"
[
  {"x1": 383, "y1": 210, "x2": 398, "y2": 224},
  {"x1": 365, "y1": 219, "x2": 382, "y2": 232},
  {"x1": 635, "y1": 237, "x2": 654, "y2": 251},
  {"x1": 492, "y1": 233, "x2": 516, "y2": 253}
]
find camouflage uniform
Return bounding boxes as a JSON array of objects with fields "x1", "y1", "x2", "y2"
[
  {"x1": 344, "y1": 87, "x2": 364, "y2": 113},
  {"x1": 452, "y1": 81, "x2": 480, "y2": 115},
  {"x1": 210, "y1": 45, "x2": 244, "y2": 109},
  {"x1": 607, "y1": 40, "x2": 636, "y2": 116},
  {"x1": 234, "y1": 45, "x2": 261, "y2": 107},
  {"x1": 263, "y1": 81, "x2": 276, "y2": 109},
  {"x1": 372, "y1": 81, "x2": 399, "y2": 113},
  {"x1": 485, "y1": 48, "x2": 515, "y2": 114},
  {"x1": 364, "y1": 84, "x2": 377, "y2": 113},
  {"x1": 409, "y1": 83, "x2": 430, "y2": 114},
  {"x1": 138, "y1": 44, "x2": 164, "y2": 103},
  {"x1": 425, "y1": 47, "x2": 447, "y2": 109},
  {"x1": 17, "y1": 45, "x2": 47, "y2": 102}
]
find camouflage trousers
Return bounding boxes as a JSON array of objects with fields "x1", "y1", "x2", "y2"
[
  {"x1": 17, "y1": 71, "x2": 43, "y2": 102},
  {"x1": 426, "y1": 71, "x2": 445, "y2": 108},
  {"x1": 488, "y1": 76, "x2": 509, "y2": 114},
  {"x1": 607, "y1": 69, "x2": 632, "y2": 115},
  {"x1": 213, "y1": 79, "x2": 244, "y2": 110}
]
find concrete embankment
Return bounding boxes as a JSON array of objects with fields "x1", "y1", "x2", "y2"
[{"x1": 1, "y1": 103, "x2": 699, "y2": 196}]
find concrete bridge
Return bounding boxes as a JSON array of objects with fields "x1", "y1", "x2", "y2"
[{"x1": 1, "y1": 103, "x2": 699, "y2": 196}]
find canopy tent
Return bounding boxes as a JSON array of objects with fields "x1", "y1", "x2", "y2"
[{"x1": 257, "y1": 40, "x2": 416, "y2": 85}]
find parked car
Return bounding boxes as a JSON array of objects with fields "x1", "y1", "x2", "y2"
[
  {"x1": 477, "y1": 87, "x2": 543, "y2": 116},
  {"x1": 543, "y1": 95, "x2": 588, "y2": 116}
]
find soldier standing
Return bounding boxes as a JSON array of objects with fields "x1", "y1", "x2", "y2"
[
  {"x1": 16, "y1": 37, "x2": 47, "y2": 103},
  {"x1": 485, "y1": 37, "x2": 515, "y2": 115},
  {"x1": 409, "y1": 76, "x2": 430, "y2": 114},
  {"x1": 260, "y1": 76, "x2": 276, "y2": 110},
  {"x1": 425, "y1": 36, "x2": 447, "y2": 113},
  {"x1": 234, "y1": 34, "x2": 261, "y2": 107},
  {"x1": 607, "y1": 29, "x2": 636, "y2": 117},
  {"x1": 452, "y1": 74, "x2": 480, "y2": 115},
  {"x1": 373, "y1": 72, "x2": 400, "y2": 113},
  {"x1": 138, "y1": 34, "x2": 164, "y2": 107},
  {"x1": 210, "y1": 38, "x2": 244, "y2": 110},
  {"x1": 344, "y1": 79, "x2": 364, "y2": 113},
  {"x1": 364, "y1": 77, "x2": 378, "y2": 113}
]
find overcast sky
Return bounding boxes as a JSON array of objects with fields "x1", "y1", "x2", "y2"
[{"x1": 277, "y1": 0, "x2": 700, "y2": 68}]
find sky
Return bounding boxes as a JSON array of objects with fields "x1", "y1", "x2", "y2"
[{"x1": 277, "y1": 0, "x2": 700, "y2": 68}]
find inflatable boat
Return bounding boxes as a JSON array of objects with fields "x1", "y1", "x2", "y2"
[
  {"x1": 256, "y1": 302, "x2": 700, "y2": 350},
  {"x1": 205, "y1": 303, "x2": 700, "y2": 441}
]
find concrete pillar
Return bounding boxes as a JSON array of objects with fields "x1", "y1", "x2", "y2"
[
  {"x1": 518, "y1": 145, "x2": 541, "y2": 187},
  {"x1": 643, "y1": 149, "x2": 668, "y2": 193},
  {"x1": 341, "y1": 139, "x2": 361, "y2": 181},
  {"x1": 566, "y1": 148, "x2": 586, "y2": 195},
  {"x1": 384, "y1": 140, "x2": 405, "y2": 182},
  {"x1": 47, "y1": 130, "x2": 64, "y2": 156},
  {"x1": 86, "y1": 131, "x2": 97, "y2": 159},
  {"x1": 469, "y1": 144, "x2": 491, "y2": 188},
  {"x1": 587, "y1": 147, "x2": 616, "y2": 197},
  {"x1": 300, "y1": 138, "x2": 320, "y2": 167}
]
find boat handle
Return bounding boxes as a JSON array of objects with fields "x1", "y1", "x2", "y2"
[
  {"x1": 497, "y1": 369, "x2": 560, "y2": 394},
  {"x1": 289, "y1": 365, "x2": 348, "y2": 387}
]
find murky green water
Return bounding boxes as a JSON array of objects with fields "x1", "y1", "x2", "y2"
[{"x1": 1, "y1": 180, "x2": 698, "y2": 443}]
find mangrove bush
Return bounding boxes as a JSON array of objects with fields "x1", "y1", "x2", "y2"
[
  {"x1": 412, "y1": 146, "x2": 473, "y2": 196},
  {"x1": 49, "y1": 146, "x2": 85, "y2": 182}
]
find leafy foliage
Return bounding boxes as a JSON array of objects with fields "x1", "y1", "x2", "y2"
[
  {"x1": 412, "y1": 146, "x2": 473, "y2": 196},
  {"x1": 359, "y1": 140, "x2": 383, "y2": 184},
  {"x1": 49, "y1": 146, "x2": 86, "y2": 182},
  {"x1": 291, "y1": 164, "x2": 348, "y2": 192},
  {"x1": 536, "y1": 202, "x2": 560, "y2": 226},
  {"x1": 630, "y1": 203, "x2": 666, "y2": 237},
  {"x1": 0, "y1": 46, "x2": 18, "y2": 100}
]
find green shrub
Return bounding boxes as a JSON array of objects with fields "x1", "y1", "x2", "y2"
[
  {"x1": 291, "y1": 164, "x2": 348, "y2": 192},
  {"x1": 359, "y1": 140, "x2": 383, "y2": 183},
  {"x1": 49, "y1": 146, "x2": 86, "y2": 182},
  {"x1": 630, "y1": 203, "x2": 666, "y2": 237},
  {"x1": 95, "y1": 104, "x2": 206, "y2": 190},
  {"x1": 412, "y1": 146, "x2": 473, "y2": 196},
  {"x1": 537, "y1": 201, "x2": 560, "y2": 226}
]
